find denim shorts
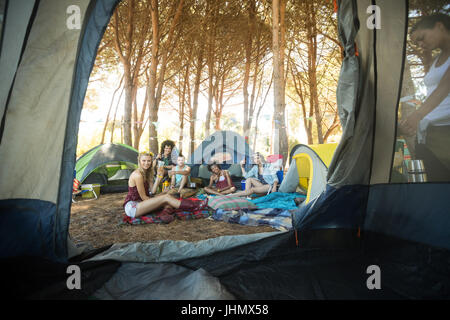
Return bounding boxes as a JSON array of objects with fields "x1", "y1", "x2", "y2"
[{"x1": 124, "y1": 201, "x2": 139, "y2": 218}]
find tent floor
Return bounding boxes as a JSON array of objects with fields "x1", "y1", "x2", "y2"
[
  {"x1": 2, "y1": 230, "x2": 450, "y2": 299},
  {"x1": 178, "y1": 230, "x2": 450, "y2": 299}
]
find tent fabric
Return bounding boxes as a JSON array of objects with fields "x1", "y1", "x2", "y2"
[
  {"x1": 188, "y1": 130, "x2": 253, "y2": 165},
  {"x1": 279, "y1": 144, "x2": 337, "y2": 202},
  {"x1": 1, "y1": 0, "x2": 450, "y2": 301},
  {"x1": 0, "y1": 0, "x2": 36, "y2": 121},
  {"x1": 93, "y1": 262, "x2": 235, "y2": 300},
  {"x1": 1, "y1": 255, "x2": 121, "y2": 299},
  {"x1": 327, "y1": 0, "x2": 375, "y2": 188},
  {"x1": 75, "y1": 143, "x2": 138, "y2": 183},
  {"x1": 85, "y1": 232, "x2": 281, "y2": 264},
  {"x1": 108, "y1": 169, "x2": 133, "y2": 181},
  {"x1": 57, "y1": 0, "x2": 119, "y2": 261},
  {"x1": 292, "y1": 184, "x2": 367, "y2": 232},
  {"x1": 0, "y1": 0, "x2": 90, "y2": 203},
  {"x1": 177, "y1": 231, "x2": 450, "y2": 299},
  {"x1": 369, "y1": 0, "x2": 408, "y2": 184},
  {"x1": 365, "y1": 183, "x2": 450, "y2": 250},
  {"x1": 0, "y1": 199, "x2": 57, "y2": 260}
]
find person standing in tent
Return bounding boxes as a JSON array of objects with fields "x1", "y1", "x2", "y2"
[
  {"x1": 400, "y1": 13, "x2": 450, "y2": 181},
  {"x1": 152, "y1": 140, "x2": 176, "y2": 194},
  {"x1": 204, "y1": 163, "x2": 236, "y2": 195},
  {"x1": 169, "y1": 155, "x2": 191, "y2": 193},
  {"x1": 232, "y1": 152, "x2": 278, "y2": 197},
  {"x1": 124, "y1": 151, "x2": 208, "y2": 223}
]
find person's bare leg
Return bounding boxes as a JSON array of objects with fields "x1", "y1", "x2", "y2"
[
  {"x1": 204, "y1": 187, "x2": 222, "y2": 196},
  {"x1": 251, "y1": 185, "x2": 270, "y2": 195},
  {"x1": 220, "y1": 186, "x2": 236, "y2": 195},
  {"x1": 232, "y1": 188, "x2": 254, "y2": 197},
  {"x1": 170, "y1": 174, "x2": 176, "y2": 189},
  {"x1": 152, "y1": 167, "x2": 165, "y2": 194},
  {"x1": 135, "y1": 194, "x2": 181, "y2": 217},
  {"x1": 178, "y1": 175, "x2": 188, "y2": 193},
  {"x1": 234, "y1": 178, "x2": 262, "y2": 197}
]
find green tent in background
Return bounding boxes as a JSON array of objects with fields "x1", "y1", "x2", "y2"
[{"x1": 75, "y1": 143, "x2": 138, "y2": 191}]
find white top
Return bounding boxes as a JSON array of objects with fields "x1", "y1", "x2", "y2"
[{"x1": 417, "y1": 54, "x2": 450, "y2": 143}]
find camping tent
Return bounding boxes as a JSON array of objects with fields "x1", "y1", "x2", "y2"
[
  {"x1": 188, "y1": 130, "x2": 253, "y2": 165},
  {"x1": 279, "y1": 143, "x2": 338, "y2": 203},
  {"x1": 187, "y1": 130, "x2": 254, "y2": 187},
  {"x1": 75, "y1": 143, "x2": 138, "y2": 192},
  {"x1": 1, "y1": 0, "x2": 450, "y2": 300}
]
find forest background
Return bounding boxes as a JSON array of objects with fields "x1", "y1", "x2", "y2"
[{"x1": 78, "y1": 0, "x2": 446, "y2": 166}]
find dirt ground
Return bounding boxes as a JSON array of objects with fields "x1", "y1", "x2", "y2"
[{"x1": 69, "y1": 191, "x2": 276, "y2": 249}]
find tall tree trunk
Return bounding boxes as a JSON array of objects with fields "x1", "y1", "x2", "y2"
[
  {"x1": 123, "y1": 71, "x2": 133, "y2": 146},
  {"x1": 147, "y1": 0, "x2": 184, "y2": 154},
  {"x1": 134, "y1": 86, "x2": 148, "y2": 149},
  {"x1": 206, "y1": 46, "x2": 215, "y2": 137},
  {"x1": 147, "y1": 0, "x2": 160, "y2": 154},
  {"x1": 179, "y1": 63, "x2": 189, "y2": 154},
  {"x1": 243, "y1": 0, "x2": 256, "y2": 138},
  {"x1": 248, "y1": 26, "x2": 261, "y2": 134},
  {"x1": 205, "y1": 1, "x2": 218, "y2": 137},
  {"x1": 272, "y1": 0, "x2": 288, "y2": 166},
  {"x1": 190, "y1": 43, "x2": 205, "y2": 155},
  {"x1": 308, "y1": 2, "x2": 323, "y2": 144}
]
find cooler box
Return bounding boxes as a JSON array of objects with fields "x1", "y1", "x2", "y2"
[{"x1": 81, "y1": 184, "x2": 100, "y2": 199}]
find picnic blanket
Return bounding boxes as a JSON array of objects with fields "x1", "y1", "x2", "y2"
[
  {"x1": 249, "y1": 192, "x2": 306, "y2": 210},
  {"x1": 212, "y1": 208, "x2": 293, "y2": 231},
  {"x1": 120, "y1": 198, "x2": 211, "y2": 225}
]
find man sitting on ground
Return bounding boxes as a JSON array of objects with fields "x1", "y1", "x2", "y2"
[{"x1": 169, "y1": 155, "x2": 191, "y2": 193}]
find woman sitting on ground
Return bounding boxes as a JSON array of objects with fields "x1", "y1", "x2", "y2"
[
  {"x1": 232, "y1": 152, "x2": 278, "y2": 197},
  {"x1": 152, "y1": 140, "x2": 176, "y2": 194},
  {"x1": 123, "y1": 151, "x2": 208, "y2": 223},
  {"x1": 204, "y1": 163, "x2": 236, "y2": 196}
]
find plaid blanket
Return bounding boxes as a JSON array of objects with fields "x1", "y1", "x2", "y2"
[
  {"x1": 121, "y1": 209, "x2": 211, "y2": 225},
  {"x1": 120, "y1": 198, "x2": 211, "y2": 225}
]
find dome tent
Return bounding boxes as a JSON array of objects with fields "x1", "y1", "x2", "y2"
[
  {"x1": 187, "y1": 130, "x2": 253, "y2": 165},
  {"x1": 75, "y1": 143, "x2": 138, "y2": 185},
  {"x1": 187, "y1": 130, "x2": 254, "y2": 188},
  {"x1": 1, "y1": 0, "x2": 450, "y2": 300},
  {"x1": 279, "y1": 143, "x2": 338, "y2": 203}
]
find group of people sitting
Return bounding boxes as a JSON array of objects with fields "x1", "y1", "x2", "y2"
[{"x1": 123, "y1": 140, "x2": 282, "y2": 223}]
